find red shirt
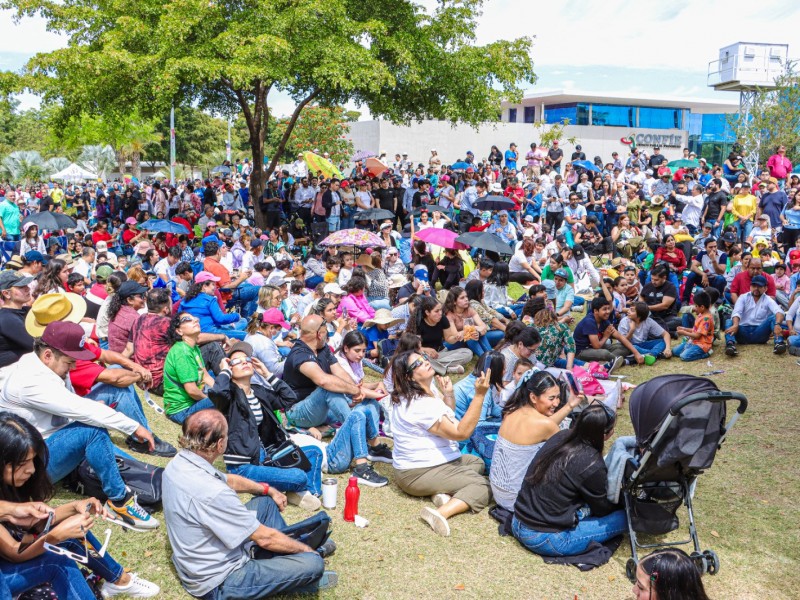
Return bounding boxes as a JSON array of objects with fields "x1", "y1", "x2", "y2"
[
  {"x1": 730, "y1": 271, "x2": 776, "y2": 298},
  {"x1": 92, "y1": 230, "x2": 112, "y2": 246},
  {"x1": 108, "y1": 305, "x2": 139, "y2": 353},
  {"x1": 654, "y1": 246, "x2": 686, "y2": 272},
  {"x1": 131, "y1": 313, "x2": 171, "y2": 389},
  {"x1": 69, "y1": 343, "x2": 104, "y2": 397}
]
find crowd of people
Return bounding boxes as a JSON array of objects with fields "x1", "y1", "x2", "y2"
[{"x1": 0, "y1": 139, "x2": 793, "y2": 598}]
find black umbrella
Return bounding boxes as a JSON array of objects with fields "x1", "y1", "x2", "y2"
[
  {"x1": 211, "y1": 165, "x2": 232, "y2": 174},
  {"x1": 455, "y1": 231, "x2": 513, "y2": 255},
  {"x1": 474, "y1": 195, "x2": 515, "y2": 212},
  {"x1": 412, "y1": 204, "x2": 448, "y2": 216},
  {"x1": 353, "y1": 208, "x2": 395, "y2": 221},
  {"x1": 21, "y1": 211, "x2": 77, "y2": 231}
]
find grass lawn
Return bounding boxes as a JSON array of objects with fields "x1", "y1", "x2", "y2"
[{"x1": 54, "y1": 344, "x2": 799, "y2": 599}]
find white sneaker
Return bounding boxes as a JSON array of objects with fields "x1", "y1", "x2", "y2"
[
  {"x1": 100, "y1": 573, "x2": 160, "y2": 598},
  {"x1": 286, "y1": 491, "x2": 322, "y2": 511},
  {"x1": 431, "y1": 493, "x2": 452, "y2": 508},
  {"x1": 420, "y1": 507, "x2": 450, "y2": 537}
]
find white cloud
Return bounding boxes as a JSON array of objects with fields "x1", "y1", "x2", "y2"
[{"x1": 0, "y1": 11, "x2": 65, "y2": 53}]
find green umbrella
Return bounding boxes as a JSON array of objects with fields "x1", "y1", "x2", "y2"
[{"x1": 667, "y1": 159, "x2": 700, "y2": 169}]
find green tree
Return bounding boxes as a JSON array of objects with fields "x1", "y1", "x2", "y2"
[
  {"x1": 268, "y1": 105, "x2": 354, "y2": 165},
  {"x1": 727, "y1": 66, "x2": 800, "y2": 167},
  {"x1": 0, "y1": 150, "x2": 46, "y2": 185},
  {"x1": 7, "y1": 0, "x2": 534, "y2": 227}
]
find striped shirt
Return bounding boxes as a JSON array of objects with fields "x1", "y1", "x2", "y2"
[{"x1": 246, "y1": 392, "x2": 263, "y2": 425}]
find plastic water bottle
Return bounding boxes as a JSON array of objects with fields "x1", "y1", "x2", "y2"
[{"x1": 343, "y1": 476, "x2": 360, "y2": 522}]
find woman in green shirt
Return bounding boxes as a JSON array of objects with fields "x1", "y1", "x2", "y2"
[{"x1": 163, "y1": 312, "x2": 216, "y2": 424}]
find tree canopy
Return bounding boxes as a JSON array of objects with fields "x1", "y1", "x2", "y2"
[{"x1": 5, "y1": 0, "x2": 535, "y2": 225}]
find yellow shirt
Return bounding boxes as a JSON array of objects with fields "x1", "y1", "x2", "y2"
[{"x1": 732, "y1": 194, "x2": 757, "y2": 220}]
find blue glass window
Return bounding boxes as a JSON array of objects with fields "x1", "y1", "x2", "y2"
[
  {"x1": 639, "y1": 107, "x2": 682, "y2": 129},
  {"x1": 523, "y1": 106, "x2": 535, "y2": 124},
  {"x1": 508, "y1": 108, "x2": 517, "y2": 123},
  {"x1": 591, "y1": 104, "x2": 635, "y2": 127},
  {"x1": 544, "y1": 103, "x2": 589, "y2": 125}
]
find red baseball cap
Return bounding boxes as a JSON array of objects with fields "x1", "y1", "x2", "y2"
[{"x1": 41, "y1": 321, "x2": 96, "y2": 360}]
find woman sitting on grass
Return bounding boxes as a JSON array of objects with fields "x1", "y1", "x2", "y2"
[
  {"x1": 490, "y1": 371, "x2": 581, "y2": 511},
  {"x1": 512, "y1": 403, "x2": 625, "y2": 557},
  {"x1": 390, "y1": 351, "x2": 492, "y2": 537},
  {"x1": 0, "y1": 412, "x2": 159, "y2": 598}
]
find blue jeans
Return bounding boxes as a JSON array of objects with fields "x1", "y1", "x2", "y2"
[
  {"x1": 46, "y1": 422, "x2": 127, "y2": 501},
  {"x1": 632, "y1": 338, "x2": 666, "y2": 356},
  {"x1": 368, "y1": 297, "x2": 391, "y2": 311},
  {"x1": 228, "y1": 446, "x2": 324, "y2": 496},
  {"x1": 59, "y1": 531, "x2": 124, "y2": 583},
  {"x1": 788, "y1": 334, "x2": 800, "y2": 349},
  {"x1": 445, "y1": 336, "x2": 492, "y2": 357},
  {"x1": 673, "y1": 340, "x2": 710, "y2": 362},
  {"x1": 212, "y1": 497, "x2": 325, "y2": 600},
  {"x1": 306, "y1": 275, "x2": 324, "y2": 289},
  {"x1": 326, "y1": 408, "x2": 378, "y2": 474},
  {"x1": 87, "y1": 376, "x2": 150, "y2": 431},
  {"x1": 734, "y1": 219, "x2": 753, "y2": 244},
  {"x1": 683, "y1": 273, "x2": 726, "y2": 303},
  {"x1": 724, "y1": 316, "x2": 785, "y2": 346},
  {"x1": 553, "y1": 357, "x2": 586, "y2": 369},
  {"x1": 167, "y1": 397, "x2": 215, "y2": 425},
  {"x1": 236, "y1": 283, "x2": 261, "y2": 317},
  {"x1": 486, "y1": 329, "x2": 505, "y2": 348},
  {"x1": 512, "y1": 510, "x2": 627, "y2": 557},
  {"x1": 286, "y1": 387, "x2": 353, "y2": 428},
  {"x1": 0, "y1": 552, "x2": 98, "y2": 599},
  {"x1": 327, "y1": 216, "x2": 340, "y2": 232}
]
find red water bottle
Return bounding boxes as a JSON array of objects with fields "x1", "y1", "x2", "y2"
[{"x1": 343, "y1": 476, "x2": 360, "y2": 522}]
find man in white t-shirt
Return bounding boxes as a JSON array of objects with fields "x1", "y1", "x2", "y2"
[
  {"x1": 154, "y1": 247, "x2": 182, "y2": 283},
  {"x1": 73, "y1": 247, "x2": 95, "y2": 285}
]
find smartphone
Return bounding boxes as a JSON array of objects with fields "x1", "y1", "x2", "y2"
[
  {"x1": 562, "y1": 371, "x2": 582, "y2": 396},
  {"x1": 17, "y1": 511, "x2": 55, "y2": 554},
  {"x1": 342, "y1": 307, "x2": 349, "y2": 318}
]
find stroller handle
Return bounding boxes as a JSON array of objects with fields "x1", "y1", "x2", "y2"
[{"x1": 668, "y1": 391, "x2": 748, "y2": 417}]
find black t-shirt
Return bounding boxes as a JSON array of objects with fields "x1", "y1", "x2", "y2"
[
  {"x1": 39, "y1": 196, "x2": 54, "y2": 212},
  {"x1": 548, "y1": 148, "x2": 563, "y2": 164},
  {"x1": 283, "y1": 340, "x2": 337, "y2": 402},
  {"x1": 412, "y1": 191, "x2": 431, "y2": 208},
  {"x1": 420, "y1": 315, "x2": 451, "y2": 351},
  {"x1": 571, "y1": 152, "x2": 586, "y2": 161},
  {"x1": 397, "y1": 282, "x2": 416, "y2": 302},
  {"x1": 648, "y1": 153, "x2": 667, "y2": 171},
  {"x1": 0, "y1": 308, "x2": 33, "y2": 368},
  {"x1": 704, "y1": 191, "x2": 728, "y2": 222},
  {"x1": 374, "y1": 188, "x2": 396, "y2": 212},
  {"x1": 640, "y1": 281, "x2": 678, "y2": 318}
]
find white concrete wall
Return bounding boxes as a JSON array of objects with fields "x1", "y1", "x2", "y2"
[{"x1": 347, "y1": 119, "x2": 689, "y2": 167}]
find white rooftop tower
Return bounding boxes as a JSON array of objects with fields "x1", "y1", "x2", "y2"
[{"x1": 708, "y1": 42, "x2": 789, "y2": 172}]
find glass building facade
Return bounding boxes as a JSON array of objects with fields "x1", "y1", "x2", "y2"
[
  {"x1": 542, "y1": 102, "x2": 686, "y2": 129},
  {"x1": 687, "y1": 113, "x2": 735, "y2": 166}
]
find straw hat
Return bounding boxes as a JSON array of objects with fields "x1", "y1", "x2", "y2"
[
  {"x1": 388, "y1": 274, "x2": 408, "y2": 289},
  {"x1": 3, "y1": 255, "x2": 23, "y2": 270},
  {"x1": 364, "y1": 308, "x2": 404, "y2": 328},
  {"x1": 55, "y1": 254, "x2": 74, "y2": 267},
  {"x1": 25, "y1": 292, "x2": 87, "y2": 337},
  {"x1": 356, "y1": 254, "x2": 375, "y2": 271},
  {"x1": 650, "y1": 194, "x2": 665, "y2": 206}
]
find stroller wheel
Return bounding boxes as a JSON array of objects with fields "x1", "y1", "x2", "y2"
[
  {"x1": 690, "y1": 551, "x2": 709, "y2": 574},
  {"x1": 625, "y1": 558, "x2": 638, "y2": 582},
  {"x1": 703, "y1": 550, "x2": 720, "y2": 575}
]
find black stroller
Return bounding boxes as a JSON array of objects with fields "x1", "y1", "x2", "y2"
[{"x1": 622, "y1": 374, "x2": 747, "y2": 581}]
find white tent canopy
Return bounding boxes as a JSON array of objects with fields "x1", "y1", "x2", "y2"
[{"x1": 51, "y1": 163, "x2": 98, "y2": 182}]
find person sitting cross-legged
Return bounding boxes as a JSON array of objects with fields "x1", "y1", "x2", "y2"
[
  {"x1": 162, "y1": 409, "x2": 338, "y2": 599},
  {"x1": 724, "y1": 274, "x2": 788, "y2": 357},
  {"x1": 0, "y1": 321, "x2": 158, "y2": 531}
]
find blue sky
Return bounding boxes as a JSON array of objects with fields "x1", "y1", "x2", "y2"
[{"x1": 2, "y1": 0, "x2": 799, "y2": 116}]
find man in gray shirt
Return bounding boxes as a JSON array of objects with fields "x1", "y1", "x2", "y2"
[{"x1": 162, "y1": 409, "x2": 337, "y2": 598}]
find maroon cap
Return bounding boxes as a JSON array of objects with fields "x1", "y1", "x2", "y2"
[{"x1": 41, "y1": 321, "x2": 96, "y2": 360}]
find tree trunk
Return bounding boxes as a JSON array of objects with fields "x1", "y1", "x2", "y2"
[
  {"x1": 115, "y1": 149, "x2": 125, "y2": 180},
  {"x1": 132, "y1": 151, "x2": 142, "y2": 181}
]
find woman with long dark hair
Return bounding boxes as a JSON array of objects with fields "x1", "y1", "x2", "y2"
[
  {"x1": 0, "y1": 412, "x2": 159, "y2": 597},
  {"x1": 633, "y1": 548, "x2": 711, "y2": 600},
  {"x1": 464, "y1": 279, "x2": 509, "y2": 347},
  {"x1": 19, "y1": 223, "x2": 46, "y2": 255},
  {"x1": 495, "y1": 322, "x2": 542, "y2": 383},
  {"x1": 390, "y1": 351, "x2": 492, "y2": 536},
  {"x1": 443, "y1": 287, "x2": 492, "y2": 357},
  {"x1": 33, "y1": 258, "x2": 70, "y2": 298},
  {"x1": 406, "y1": 296, "x2": 472, "y2": 374},
  {"x1": 490, "y1": 371, "x2": 580, "y2": 510},
  {"x1": 512, "y1": 403, "x2": 625, "y2": 557}
]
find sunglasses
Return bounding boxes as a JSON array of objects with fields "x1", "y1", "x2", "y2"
[
  {"x1": 179, "y1": 315, "x2": 198, "y2": 324},
  {"x1": 229, "y1": 356, "x2": 253, "y2": 367}
]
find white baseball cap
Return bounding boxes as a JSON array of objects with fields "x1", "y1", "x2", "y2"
[{"x1": 323, "y1": 283, "x2": 345, "y2": 295}]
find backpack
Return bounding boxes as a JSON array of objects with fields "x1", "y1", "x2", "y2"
[{"x1": 64, "y1": 455, "x2": 164, "y2": 510}]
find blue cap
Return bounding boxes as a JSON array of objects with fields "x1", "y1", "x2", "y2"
[
  {"x1": 202, "y1": 235, "x2": 220, "y2": 246},
  {"x1": 541, "y1": 279, "x2": 557, "y2": 299},
  {"x1": 24, "y1": 251, "x2": 47, "y2": 264},
  {"x1": 750, "y1": 275, "x2": 768, "y2": 287},
  {"x1": 554, "y1": 268, "x2": 569, "y2": 280}
]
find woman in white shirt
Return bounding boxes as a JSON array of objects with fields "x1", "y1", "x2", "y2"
[{"x1": 390, "y1": 350, "x2": 492, "y2": 537}]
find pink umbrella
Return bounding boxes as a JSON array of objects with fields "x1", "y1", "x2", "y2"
[{"x1": 414, "y1": 227, "x2": 469, "y2": 250}]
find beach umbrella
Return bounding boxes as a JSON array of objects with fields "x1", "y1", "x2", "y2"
[
  {"x1": 365, "y1": 157, "x2": 390, "y2": 177},
  {"x1": 455, "y1": 231, "x2": 513, "y2": 255},
  {"x1": 21, "y1": 211, "x2": 77, "y2": 231},
  {"x1": 667, "y1": 159, "x2": 700, "y2": 169},
  {"x1": 414, "y1": 228, "x2": 468, "y2": 250},
  {"x1": 474, "y1": 196, "x2": 516, "y2": 212},
  {"x1": 352, "y1": 150, "x2": 375, "y2": 162},
  {"x1": 353, "y1": 208, "x2": 395, "y2": 221},
  {"x1": 303, "y1": 152, "x2": 343, "y2": 179},
  {"x1": 450, "y1": 161, "x2": 471, "y2": 171},
  {"x1": 572, "y1": 160, "x2": 601, "y2": 173},
  {"x1": 137, "y1": 219, "x2": 190, "y2": 234},
  {"x1": 319, "y1": 228, "x2": 387, "y2": 248}
]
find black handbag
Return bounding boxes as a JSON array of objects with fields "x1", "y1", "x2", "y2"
[{"x1": 262, "y1": 439, "x2": 311, "y2": 471}]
